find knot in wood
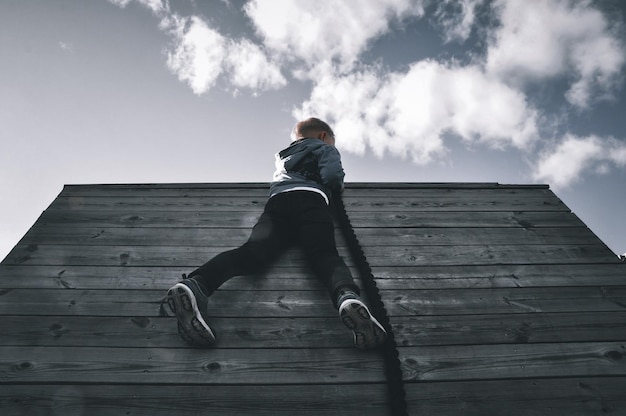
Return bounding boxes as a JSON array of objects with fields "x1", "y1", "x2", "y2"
[
  {"x1": 204, "y1": 362, "x2": 222, "y2": 372},
  {"x1": 14, "y1": 361, "x2": 34, "y2": 371}
]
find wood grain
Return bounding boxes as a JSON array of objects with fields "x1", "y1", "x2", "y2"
[{"x1": 2, "y1": 182, "x2": 625, "y2": 416}]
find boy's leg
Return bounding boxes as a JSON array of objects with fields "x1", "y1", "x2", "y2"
[
  {"x1": 168, "y1": 200, "x2": 287, "y2": 346},
  {"x1": 188, "y1": 207, "x2": 287, "y2": 294},
  {"x1": 294, "y1": 195, "x2": 359, "y2": 303},
  {"x1": 294, "y1": 194, "x2": 386, "y2": 349},
  {"x1": 299, "y1": 228, "x2": 356, "y2": 303}
]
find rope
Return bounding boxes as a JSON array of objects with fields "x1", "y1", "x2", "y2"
[{"x1": 332, "y1": 190, "x2": 408, "y2": 416}]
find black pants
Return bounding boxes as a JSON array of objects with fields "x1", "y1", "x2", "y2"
[{"x1": 189, "y1": 190, "x2": 359, "y2": 307}]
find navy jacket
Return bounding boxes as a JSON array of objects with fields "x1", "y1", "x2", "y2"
[{"x1": 269, "y1": 137, "x2": 345, "y2": 202}]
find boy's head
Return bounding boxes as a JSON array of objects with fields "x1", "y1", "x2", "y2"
[{"x1": 293, "y1": 117, "x2": 335, "y2": 146}]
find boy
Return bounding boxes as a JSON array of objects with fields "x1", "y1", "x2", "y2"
[{"x1": 166, "y1": 117, "x2": 387, "y2": 350}]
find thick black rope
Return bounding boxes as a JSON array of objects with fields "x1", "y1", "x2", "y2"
[{"x1": 333, "y1": 190, "x2": 408, "y2": 416}]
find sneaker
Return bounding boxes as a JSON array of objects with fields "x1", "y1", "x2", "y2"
[
  {"x1": 339, "y1": 298, "x2": 387, "y2": 350},
  {"x1": 166, "y1": 278, "x2": 216, "y2": 346}
]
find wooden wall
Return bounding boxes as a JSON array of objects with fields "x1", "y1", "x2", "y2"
[{"x1": 1, "y1": 183, "x2": 625, "y2": 415}]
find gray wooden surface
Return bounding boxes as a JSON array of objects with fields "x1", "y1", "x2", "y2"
[{"x1": 1, "y1": 183, "x2": 625, "y2": 415}]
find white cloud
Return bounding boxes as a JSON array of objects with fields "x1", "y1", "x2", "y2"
[
  {"x1": 161, "y1": 15, "x2": 285, "y2": 95},
  {"x1": 295, "y1": 69, "x2": 387, "y2": 156},
  {"x1": 108, "y1": 0, "x2": 131, "y2": 7},
  {"x1": 486, "y1": 0, "x2": 625, "y2": 108},
  {"x1": 164, "y1": 16, "x2": 228, "y2": 95},
  {"x1": 225, "y1": 39, "x2": 287, "y2": 92},
  {"x1": 108, "y1": 1, "x2": 284, "y2": 95},
  {"x1": 533, "y1": 135, "x2": 626, "y2": 188},
  {"x1": 138, "y1": 0, "x2": 169, "y2": 14},
  {"x1": 244, "y1": 0, "x2": 426, "y2": 72},
  {"x1": 295, "y1": 60, "x2": 538, "y2": 164},
  {"x1": 108, "y1": 0, "x2": 625, "y2": 190},
  {"x1": 434, "y1": 0, "x2": 484, "y2": 43},
  {"x1": 108, "y1": 0, "x2": 169, "y2": 14}
]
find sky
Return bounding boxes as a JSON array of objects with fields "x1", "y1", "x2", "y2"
[{"x1": 1, "y1": 0, "x2": 625, "y2": 261}]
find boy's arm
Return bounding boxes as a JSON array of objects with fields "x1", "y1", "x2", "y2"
[{"x1": 318, "y1": 145, "x2": 345, "y2": 193}]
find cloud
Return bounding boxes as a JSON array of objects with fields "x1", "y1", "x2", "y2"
[
  {"x1": 533, "y1": 135, "x2": 626, "y2": 188},
  {"x1": 433, "y1": 0, "x2": 484, "y2": 43},
  {"x1": 225, "y1": 39, "x2": 287, "y2": 92},
  {"x1": 107, "y1": 0, "x2": 169, "y2": 14},
  {"x1": 486, "y1": 0, "x2": 625, "y2": 108},
  {"x1": 295, "y1": 60, "x2": 538, "y2": 164},
  {"x1": 244, "y1": 0, "x2": 426, "y2": 72},
  {"x1": 162, "y1": 16, "x2": 285, "y2": 95},
  {"x1": 108, "y1": 0, "x2": 132, "y2": 7},
  {"x1": 163, "y1": 16, "x2": 227, "y2": 95},
  {"x1": 109, "y1": 0, "x2": 285, "y2": 95},
  {"x1": 109, "y1": 0, "x2": 626, "y2": 190},
  {"x1": 138, "y1": 0, "x2": 169, "y2": 14}
]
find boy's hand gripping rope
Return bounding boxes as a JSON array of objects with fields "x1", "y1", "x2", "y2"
[{"x1": 333, "y1": 190, "x2": 408, "y2": 416}]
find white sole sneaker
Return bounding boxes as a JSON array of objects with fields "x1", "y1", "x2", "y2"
[
  {"x1": 166, "y1": 281, "x2": 216, "y2": 346},
  {"x1": 339, "y1": 298, "x2": 387, "y2": 350}
]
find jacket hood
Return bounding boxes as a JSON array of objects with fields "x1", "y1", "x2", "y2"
[{"x1": 278, "y1": 138, "x2": 325, "y2": 170}]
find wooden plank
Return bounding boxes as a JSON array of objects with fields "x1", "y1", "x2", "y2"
[
  {"x1": 49, "y1": 196, "x2": 269, "y2": 212},
  {"x1": 47, "y1": 192, "x2": 568, "y2": 212},
  {"x1": 372, "y1": 264, "x2": 626, "y2": 289},
  {"x1": 57, "y1": 182, "x2": 549, "y2": 196},
  {"x1": 20, "y1": 226, "x2": 256, "y2": 246},
  {"x1": 34, "y1": 209, "x2": 264, "y2": 228},
  {"x1": 346, "y1": 210, "x2": 587, "y2": 228},
  {"x1": 404, "y1": 377, "x2": 626, "y2": 415},
  {"x1": 0, "y1": 384, "x2": 390, "y2": 416},
  {"x1": 56, "y1": 187, "x2": 552, "y2": 198},
  {"x1": 53, "y1": 187, "x2": 560, "y2": 199},
  {"x1": 3, "y1": 264, "x2": 625, "y2": 290},
  {"x1": 0, "y1": 288, "x2": 335, "y2": 317},
  {"x1": 2, "y1": 377, "x2": 624, "y2": 416},
  {"x1": 0, "y1": 346, "x2": 387, "y2": 384},
  {"x1": 31, "y1": 210, "x2": 586, "y2": 229},
  {"x1": 399, "y1": 341, "x2": 626, "y2": 381},
  {"x1": 392, "y1": 312, "x2": 626, "y2": 346},
  {"x1": 4, "y1": 243, "x2": 619, "y2": 267},
  {"x1": 0, "y1": 316, "x2": 356, "y2": 348},
  {"x1": 3, "y1": 312, "x2": 626, "y2": 348},
  {"x1": 381, "y1": 286, "x2": 626, "y2": 316},
  {"x1": 0, "y1": 264, "x2": 323, "y2": 290},
  {"x1": 2, "y1": 287, "x2": 626, "y2": 317},
  {"x1": 2, "y1": 342, "x2": 624, "y2": 385},
  {"x1": 18, "y1": 226, "x2": 599, "y2": 247}
]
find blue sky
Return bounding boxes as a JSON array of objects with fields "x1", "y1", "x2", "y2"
[{"x1": 1, "y1": 0, "x2": 625, "y2": 260}]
